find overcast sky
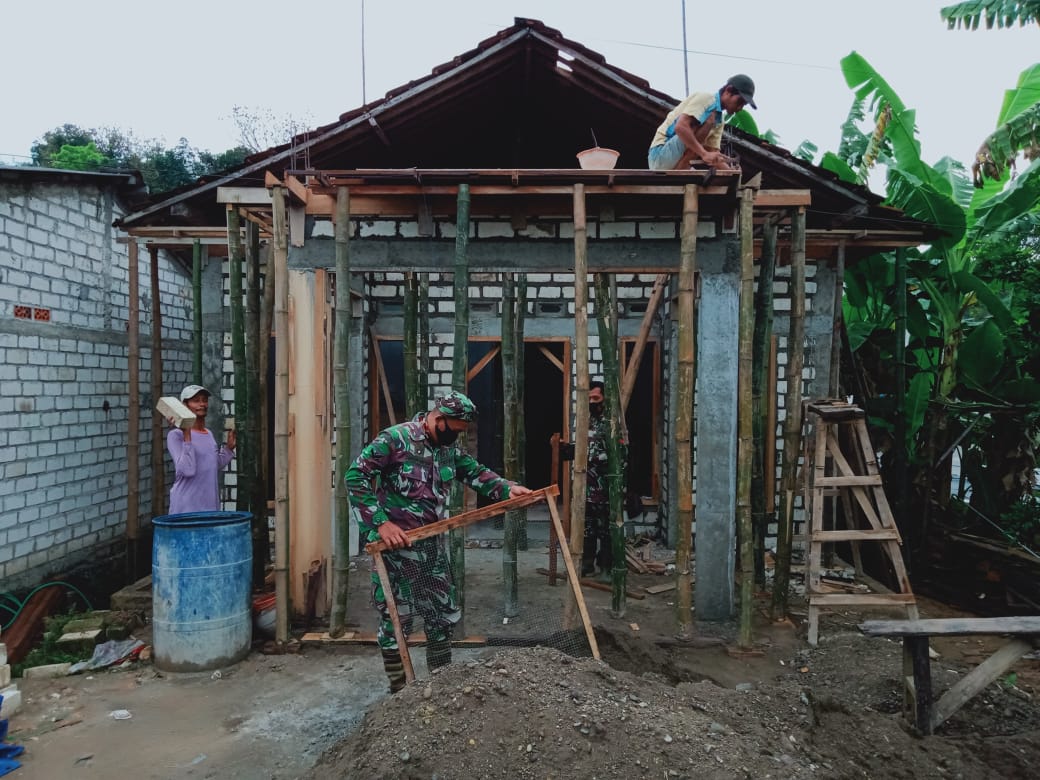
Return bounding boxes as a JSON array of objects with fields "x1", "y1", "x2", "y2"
[{"x1": 4, "y1": 0, "x2": 1036, "y2": 187}]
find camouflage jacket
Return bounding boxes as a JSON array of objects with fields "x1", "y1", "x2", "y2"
[
  {"x1": 586, "y1": 413, "x2": 628, "y2": 505},
  {"x1": 345, "y1": 417, "x2": 512, "y2": 543}
]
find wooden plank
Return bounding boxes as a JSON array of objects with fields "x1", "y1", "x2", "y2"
[
  {"x1": 535, "y1": 567, "x2": 647, "y2": 600},
  {"x1": 931, "y1": 638, "x2": 1035, "y2": 732},
  {"x1": 366, "y1": 485, "x2": 559, "y2": 554},
  {"x1": 546, "y1": 496, "x2": 603, "y2": 658},
  {"x1": 754, "y1": 189, "x2": 811, "y2": 206},
  {"x1": 815, "y1": 475, "x2": 883, "y2": 487},
  {"x1": 300, "y1": 631, "x2": 488, "y2": 646},
  {"x1": 809, "y1": 592, "x2": 917, "y2": 606},
  {"x1": 860, "y1": 616, "x2": 1040, "y2": 637},
  {"x1": 372, "y1": 550, "x2": 415, "y2": 683},
  {"x1": 812, "y1": 529, "x2": 901, "y2": 542},
  {"x1": 645, "y1": 583, "x2": 676, "y2": 595}
]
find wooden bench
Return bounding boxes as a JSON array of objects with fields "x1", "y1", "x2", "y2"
[{"x1": 859, "y1": 616, "x2": 1040, "y2": 734}]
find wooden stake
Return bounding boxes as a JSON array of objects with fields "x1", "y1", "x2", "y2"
[{"x1": 372, "y1": 550, "x2": 416, "y2": 683}]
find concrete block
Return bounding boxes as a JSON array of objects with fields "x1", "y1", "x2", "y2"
[
  {"x1": 0, "y1": 664, "x2": 9, "y2": 688},
  {"x1": 0, "y1": 685, "x2": 21, "y2": 717},
  {"x1": 22, "y1": 661, "x2": 71, "y2": 679}
]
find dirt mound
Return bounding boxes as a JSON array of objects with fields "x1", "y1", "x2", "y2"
[{"x1": 302, "y1": 633, "x2": 1040, "y2": 780}]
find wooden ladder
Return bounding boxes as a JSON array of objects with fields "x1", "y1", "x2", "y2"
[{"x1": 805, "y1": 400, "x2": 918, "y2": 645}]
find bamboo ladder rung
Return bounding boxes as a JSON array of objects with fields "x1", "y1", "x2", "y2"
[{"x1": 811, "y1": 529, "x2": 901, "y2": 542}]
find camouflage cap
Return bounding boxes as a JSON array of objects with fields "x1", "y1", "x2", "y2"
[{"x1": 435, "y1": 390, "x2": 478, "y2": 422}]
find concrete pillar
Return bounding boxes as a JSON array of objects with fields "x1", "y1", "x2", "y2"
[
  {"x1": 694, "y1": 244, "x2": 740, "y2": 621},
  {"x1": 805, "y1": 262, "x2": 837, "y2": 402}
]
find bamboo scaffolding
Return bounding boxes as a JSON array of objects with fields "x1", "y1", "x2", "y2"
[
  {"x1": 227, "y1": 207, "x2": 250, "y2": 528},
  {"x1": 330, "y1": 186, "x2": 352, "y2": 637},
  {"x1": 148, "y1": 246, "x2": 164, "y2": 520},
  {"x1": 675, "y1": 185, "x2": 698, "y2": 640},
  {"x1": 594, "y1": 272, "x2": 627, "y2": 618},
  {"x1": 772, "y1": 207, "x2": 807, "y2": 619},
  {"x1": 244, "y1": 220, "x2": 268, "y2": 580},
  {"x1": 502, "y1": 273, "x2": 520, "y2": 617},
  {"x1": 192, "y1": 238, "x2": 202, "y2": 383},
  {"x1": 404, "y1": 272, "x2": 420, "y2": 417},
  {"x1": 127, "y1": 239, "x2": 142, "y2": 581},
  {"x1": 272, "y1": 185, "x2": 291, "y2": 641},
  {"x1": 569, "y1": 185, "x2": 590, "y2": 586},
  {"x1": 737, "y1": 179, "x2": 759, "y2": 649},
  {"x1": 751, "y1": 219, "x2": 778, "y2": 586},
  {"x1": 449, "y1": 184, "x2": 471, "y2": 632}
]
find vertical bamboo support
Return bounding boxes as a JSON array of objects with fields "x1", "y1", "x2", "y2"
[
  {"x1": 127, "y1": 239, "x2": 141, "y2": 581},
  {"x1": 148, "y1": 246, "x2": 164, "y2": 519},
  {"x1": 829, "y1": 241, "x2": 846, "y2": 397},
  {"x1": 419, "y1": 275, "x2": 430, "y2": 407},
  {"x1": 594, "y1": 272, "x2": 627, "y2": 618},
  {"x1": 259, "y1": 226, "x2": 275, "y2": 508},
  {"x1": 893, "y1": 247, "x2": 909, "y2": 537},
  {"x1": 569, "y1": 185, "x2": 590, "y2": 582},
  {"x1": 449, "y1": 184, "x2": 471, "y2": 630},
  {"x1": 751, "y1": 219, "x2": 778, "y2": 586},
  {"x1": 245, "y1": 220, "x2": 268, "y2": 581},
  {"x1": 403, "y1": 273, "x2": 420, "y2": 417},
  {"x1": 192, "y1": 238, "x2": 203, "y2": 384},
  {"x1": 330, "y1": 187, "x2": 353, "y2": 636},
  {"x1": 675, "y1": 184, "x2": 698, "y2": 640},
  {"x1": 272, "y1": 185, "x2": 291, "y2": 642},
  {"x1": 502, "y1": 274, "x2": 520, "y2": 617},
  {"x1": 516, "y1": 274, "x2": 528, "y2": 551},
  {"x1": 771, "y1": 207, "x2": 807, "y2": 619},
  {"x1": 737, "y1": 182, "x2": 758, "y2": 649},
  {"x1": 227, "y1": 207, "x2": 249, "y2": 513}
]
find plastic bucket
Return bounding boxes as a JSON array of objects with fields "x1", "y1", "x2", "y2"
[{"x1": 151, "y1": 511, "x2": 253, "y2": 672}]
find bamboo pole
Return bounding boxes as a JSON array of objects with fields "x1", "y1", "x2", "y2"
[
  {"x1": 127, "y1": 239, "x2": 141, "y2": 581},
  {"x1": 502, "y1": 274, "x2": 520, "y2": 617},
  {"x1": 245, "y1": 220, "x2": 268, "y2": 581},
  {"x1": 569, "y1": 184, "x2": 590, "y2": 584},
  {"x1": 829, "y1": 241, "x2": 846, "y2": 397},
  {"x1": 330, "y1": 187, "x2": 352, "y2": 637},
  {"x1": 516, "y1": 274, "x2": 528, "y2": 551},
  {"x1": 272, "y1": 185, "x2": 291, "y2": 641},
  {"x1": 259, "y1": 226, "x2": 275, "y2": 515},
  {"x1": 594, "y1": 272, "x2": 627, "y2": 618},
  {"x1": 737, "y1": 181, "x2": 758, "y2": 649},
  {"x1": 148, "y1": 246, "x2": 164, "y2": 519},
  {"x1": 621, "y1": 273, "x2": 669, "y2": 414},
  {"x1": 227, "y1": 207, "x2": 250, "y2": 521},
  {"x1": 771, "y1": 207, "x2": 807, "y2": 619},
  {"x1": 751, "y1": 219, "x2": 779, "y2": 586},
  {"x1": 192, "y1": 238, "x2": 202, "y2": 384},
  {"x1": 403, "y1": 272, "x2": 420, "y2": 417},
  {"x1": 449, "y1": 183, "x2": 471, "y2": 631},
  {"x1": 766, "y1": 334, "x2": 778, "y2": 513},
  {"x1": 419, "y1": 275, "x2": 430, "y2": 407},
  {"x1": 675, "y1": 184, "x2": 698, "y2": 640}
]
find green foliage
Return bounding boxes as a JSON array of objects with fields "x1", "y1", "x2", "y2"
[
  {"x1": 50, "y1": 142, "x2": 107, "y2": 171},
  {"x1": 941, "y1": 0, "x2": 1040, "y2": 29},
  {"x1": 30, "y1": 124, "x2": 249, "y2": 194}
]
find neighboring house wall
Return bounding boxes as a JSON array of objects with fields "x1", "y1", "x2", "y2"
[{"x1": 0, "y1": 171, "x2": 194, "y2": 590}]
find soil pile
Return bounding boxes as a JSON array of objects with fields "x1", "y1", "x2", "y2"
[{"x1": 304, "y1": 626, "x2": 1040, "y2": 780}]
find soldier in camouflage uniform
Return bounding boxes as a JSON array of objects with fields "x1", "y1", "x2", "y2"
[
  {"x1": 583, "y1": 381, "x2": 628, "y2": 577},
  {"x1": 345, "y1": 390, "x2": 532, "y2": 693}
]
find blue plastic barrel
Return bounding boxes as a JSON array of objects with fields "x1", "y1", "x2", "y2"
[{"x1": 152, "y1": 511, "x2": 253, "y2": 672}]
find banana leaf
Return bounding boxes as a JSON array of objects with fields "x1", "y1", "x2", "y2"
[
  {"x1": 726, "y1": 110, "x2": 759, "y2": 137},
  {"x1": 820, "y1": 151, "x2": 859, "y2": 184},
  {"x1": 933, "y1": 157, "x2": 976, "y2": 211},
  {"x1": 953, "y1": 269, "x2": 1015, "y2": 329},
  {"x1": 906, "y1": 371, "x2": 935, "y2": 446},
  {"x1": 997, "y1": 377, "x2": 1040, "y2": 403},
  {"x1": 959, "y1": 320, "x2": 1006, "y2": 389},
  {"x1": 970, "y1": 157, "x2": 1040, "y2": 243},
  {"x1": 885, "y1": 169, "x2": 966, "y2": 249},
  {"x1": 941, "y1": 1, "x2": 1040, "y2": 29}
]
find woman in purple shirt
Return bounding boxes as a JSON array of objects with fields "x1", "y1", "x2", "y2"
[{"x1": 166, "y1": 385, "x2": 236, "y2": 514}]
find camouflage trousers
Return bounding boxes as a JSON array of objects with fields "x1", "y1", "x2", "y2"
[
  {"x1": 372, "y1": 536, "x2": 459, "y2": 651},
  {"x1": 582, "y1": 502, "x2": 612, "y2": 572}
]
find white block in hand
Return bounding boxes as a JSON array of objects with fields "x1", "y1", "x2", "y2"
[{"x1": 157, "y1": 397, "x2": 195, "y2": 429}]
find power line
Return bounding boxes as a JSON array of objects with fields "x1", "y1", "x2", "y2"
[{"x1": 609, "y1": 38, "x2": 838, "y2": 72}]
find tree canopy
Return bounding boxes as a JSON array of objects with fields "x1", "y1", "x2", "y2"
[{"x1": 30, "y1": 124, "x2": 249, "y2": 194}]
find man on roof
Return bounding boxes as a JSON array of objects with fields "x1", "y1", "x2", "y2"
[{"x1": 647, "y1": 74, "x2": 756, "y2": 171}]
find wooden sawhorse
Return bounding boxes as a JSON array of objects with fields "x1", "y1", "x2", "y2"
[{"x1": 860, "y1": 616, "x2": 1040, "y2": 734}]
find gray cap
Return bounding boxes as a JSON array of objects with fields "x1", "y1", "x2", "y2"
[{"x1": 726, "y1": 74, "x2": 757, "y2": 109}]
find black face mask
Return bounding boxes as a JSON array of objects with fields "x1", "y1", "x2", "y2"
[
  {"x1": 589, "y1": 402, "x2": 604, "y2": 418},
  {"x1": 434, "y1": 419, "x2": 459, "y2": 445}
]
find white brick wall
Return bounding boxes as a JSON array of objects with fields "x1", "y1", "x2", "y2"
[{"x1": 0, "y1": 174, "x2": 194, "y2": 589}]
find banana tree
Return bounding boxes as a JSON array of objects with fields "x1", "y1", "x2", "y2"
[{"x1": 839, "y1": 53, "x2": 1040, "y2": 545}]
